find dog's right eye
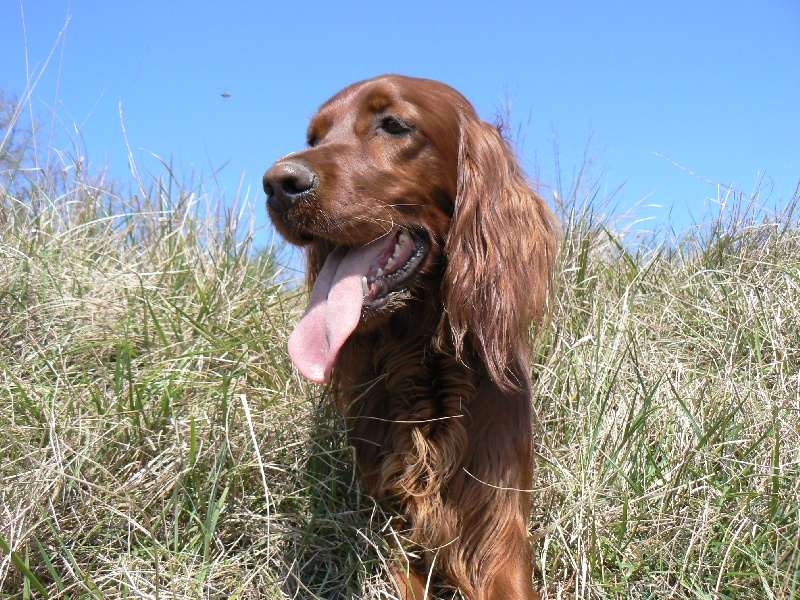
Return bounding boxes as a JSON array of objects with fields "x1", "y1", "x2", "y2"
[
  {"x1": 379, "y1": 116, "x2": 412, "y2": 136},
  {"x1": 307, "y1": 135, "x2": 319, "y2": 147}
]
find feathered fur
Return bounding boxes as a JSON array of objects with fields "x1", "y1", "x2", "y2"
[{"x1": 265, "y1": 75, "x2": 558, "y2": 599}]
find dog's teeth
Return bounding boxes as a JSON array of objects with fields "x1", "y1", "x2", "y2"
[
  {"x1": 376, "y1": 268, "x2": 384, "y2": 277},
  {"x1": 399, "y1": 230, "x2": 411, "y2": 244},
  {"x1": 385, "y1": 257, "x2": 395, "y2": 270},
  {"x1": 361, "y1": 276, "x2": 369, "y2": 297},
  {"x1": 393, "y1": 243, "x2": 402, "y2": 258}
]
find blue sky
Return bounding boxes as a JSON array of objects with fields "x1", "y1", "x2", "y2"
[{"x1": 2, "y1": 1, "x2": 799, "y2": 246}]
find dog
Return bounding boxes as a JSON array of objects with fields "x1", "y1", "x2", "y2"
[{"x1": 264, "y1": 74, "x2": 558, "y2": 599}]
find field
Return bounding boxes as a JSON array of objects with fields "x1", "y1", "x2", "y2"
[{"x1": 2, "y1": 94, "x2": 799, "y2": 599}]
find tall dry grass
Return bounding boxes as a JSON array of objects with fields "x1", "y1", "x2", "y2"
[{"x1": 1, "y1": 93, "x2": 799, "y2": 599}]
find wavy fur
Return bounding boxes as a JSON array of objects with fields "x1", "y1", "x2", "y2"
[{"x1": 265, "y1": 74, "x2": 558, "y2": 599}]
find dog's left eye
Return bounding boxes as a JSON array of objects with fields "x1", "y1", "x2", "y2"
[{"x1": 379, "y1": 116, "x2": 412, "y2": 135}]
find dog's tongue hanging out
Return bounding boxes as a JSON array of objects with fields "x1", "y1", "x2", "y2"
[{"x1": 288, "y1": 233, "x2": 397, "y2": 382}]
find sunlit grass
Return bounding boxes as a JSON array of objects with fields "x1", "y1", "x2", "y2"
[
  {"x1": 532, "y1": 176, "x2": 800, "y2": 599},
  {"x1": 1, "y1": 93, "x2": 799, "y2": 599}
]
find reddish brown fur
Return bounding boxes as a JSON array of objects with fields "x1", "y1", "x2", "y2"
[{"x1": 265, "y1": 75, "x2": 558, "y2": 599}]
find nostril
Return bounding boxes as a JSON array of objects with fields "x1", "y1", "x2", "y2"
[
  {"x1": 283, "y1": 163, "x2": 316, "y2": 195},
  {"x1": 282, "y1": 178, "x2": 304, "y2": 196}
]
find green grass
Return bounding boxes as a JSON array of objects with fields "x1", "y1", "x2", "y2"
[{"x1": 1, "y1": 94, "x2": 799, "y2": 599}]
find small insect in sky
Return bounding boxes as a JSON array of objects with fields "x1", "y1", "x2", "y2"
[{"x1": 221, "y1": 92, "x2": 231, "y2": 98}]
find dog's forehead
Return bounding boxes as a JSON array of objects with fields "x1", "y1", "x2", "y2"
[
  {"x1": 308, "y1": 75, "x2": 469, "y2": 138},
  {"x1": 314, "y1": 79, "x2": 418, "y2": 124}
]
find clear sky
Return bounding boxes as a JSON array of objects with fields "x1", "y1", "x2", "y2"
[{"x1": 2, "y1": 1, "x2": 799, "y2": 247}]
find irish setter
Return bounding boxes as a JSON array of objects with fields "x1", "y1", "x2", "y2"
[{"x1": 264, "y1": 74, "x2": 558, "y2": 600}]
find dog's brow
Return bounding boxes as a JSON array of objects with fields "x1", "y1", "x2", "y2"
[
  {"x1": 307, "y1": 113, "x2": 332, "y2": 143},
  {"x1": 363, "y1": 90, "x2": 395, "y2": 114}
]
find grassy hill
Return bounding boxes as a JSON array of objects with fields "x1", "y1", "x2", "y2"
[{"x1": 2, "y1": 95, "x2": 799, "y2": 599}]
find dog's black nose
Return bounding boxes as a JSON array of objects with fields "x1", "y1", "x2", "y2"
[{"x1": 263, "y1": 160, "x2": 317, "y2": 213}]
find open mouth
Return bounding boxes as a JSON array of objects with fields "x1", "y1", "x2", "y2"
[
  {"x1": 360, "y1": 228, "x2": 428, "y2": 307},
  {"x1": 286, "y1": 226, "x2": 429, "y2": 383}
]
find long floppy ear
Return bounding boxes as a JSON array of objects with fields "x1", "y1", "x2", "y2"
[{"x1": 441, "y1": 118, "x2": 559, "y2": 389}]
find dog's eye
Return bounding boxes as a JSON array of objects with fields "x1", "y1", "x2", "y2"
[
  {"x1": 307, "y1": 135, "x2": 319, "y2": 147},
  {"x1": 379, "y1": 116, "x2": 412, "y2": 135}
]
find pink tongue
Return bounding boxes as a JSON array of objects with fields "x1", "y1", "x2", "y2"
[{"x1": 288, "y1": 234, "x2": 395, "y2": 382}]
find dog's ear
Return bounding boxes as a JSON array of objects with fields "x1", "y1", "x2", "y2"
[{"x1": 441, "y1": 118, "x2": 559, "y2": 389}]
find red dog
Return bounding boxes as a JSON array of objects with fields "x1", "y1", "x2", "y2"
[{"x1": 264, "y1": 75, "x2": 558, "y2": 599}]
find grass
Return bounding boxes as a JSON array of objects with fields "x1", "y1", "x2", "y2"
[
  {"x1": 533, "y1": 178, "x2": 800, "y2": 599},
  {"x1": 1, "y1": 92, "x2": 799, "y2": 599}
]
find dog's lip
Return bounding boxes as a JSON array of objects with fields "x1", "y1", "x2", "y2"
[
  {"x1": 311, "y1": 227, "x2": 429, "y2": 310},
  {"x1": 360, "y1": 229, "x2": 428, "y2": 308}
]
